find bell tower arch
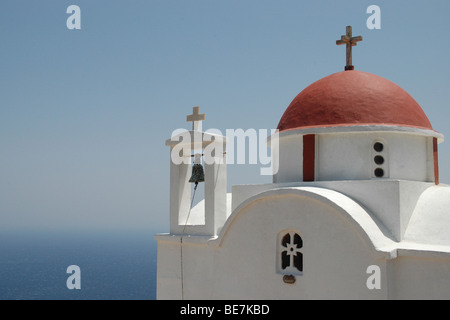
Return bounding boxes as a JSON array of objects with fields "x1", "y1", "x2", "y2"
[{"x1": 165, "y1": 108, "x2": 227, "y2": 236}]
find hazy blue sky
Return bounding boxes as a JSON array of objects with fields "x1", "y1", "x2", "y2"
[{"x1": 1, "y1": 1, "x2": 449, "y2": 233}]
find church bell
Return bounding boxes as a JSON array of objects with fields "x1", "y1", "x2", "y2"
[{"x1": 189, "y1": 153, "x2": 205, "y2": 188}]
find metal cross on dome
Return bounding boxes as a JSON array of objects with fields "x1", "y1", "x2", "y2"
[
  {"x1": 186, "y1": 106, "x2": 205, "y2": 131},
  {"x1": 336, "y1": 25, "x2": 363, "y2": 71}
]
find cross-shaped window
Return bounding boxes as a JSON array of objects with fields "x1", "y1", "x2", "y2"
[{"x1": 280, "y1": 232, "x2": 303, "y2": 274}]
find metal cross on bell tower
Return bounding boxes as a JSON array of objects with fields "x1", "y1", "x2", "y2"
[{"x1": 336, "y1": 26, "x2": 363, "y2": 71}]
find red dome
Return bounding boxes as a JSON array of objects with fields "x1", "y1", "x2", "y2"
[{"x1": 277, "y1": 70, "x2": 433, "y2": 132}]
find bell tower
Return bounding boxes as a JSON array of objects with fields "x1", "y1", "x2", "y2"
[{"x1": 165, "y1": 107, "x2": 227, "y2": 237}]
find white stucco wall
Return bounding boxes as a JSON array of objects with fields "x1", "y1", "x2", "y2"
[
  {"x1": 389, "y1": 256, "x2": 450, "y2": 299},
  {"x1": 156, "y1": 186, "x2": 450, "y2": 299},
  {"x1": 157, "y1": 188, "x2": 392, "y2": 299},
  {"x1": 318, "y1": 132, "x2": 432, "y2": 182},
  {"x1": 273, "y1": 134, "x2": 303, "y2": 183},
  {"x1": 232, "y1": 180, "x2": 434, "y2": 242},
  {"x1": 274, "y1": 130, "x2": 436, "y2": 183},
  {"x1": 209, "y1": 191, "x2": 389, "y2": 299}
]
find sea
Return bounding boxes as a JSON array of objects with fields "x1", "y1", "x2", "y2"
[{"x1": 0, "y1": 229, "x2": 159, "y2": 300}]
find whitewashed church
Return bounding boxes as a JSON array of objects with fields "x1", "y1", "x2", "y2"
[{"x1": 155, "y1": 27, "x2": 450, "y2": 300}]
